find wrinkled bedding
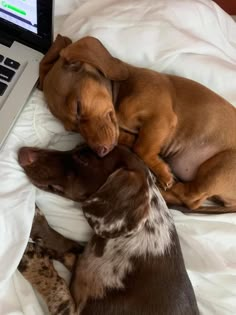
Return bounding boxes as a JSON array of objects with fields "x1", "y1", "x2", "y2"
[{"x1": 0, "y1": 0, "x2": 236, "y2": 314}]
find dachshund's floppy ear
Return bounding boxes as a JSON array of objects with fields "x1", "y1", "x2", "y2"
[
  {"x1": 39, "y1": 34, "x2": 72, "y2": 90},
  {"x1": 82, "y1": 167, "x2": 150, "y2": 238},
  {"x1": 60, "y1": 36, "x2": 129, "y2": 81}
]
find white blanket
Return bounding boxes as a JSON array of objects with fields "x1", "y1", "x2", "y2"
[{"x1": 0, "y1": 0, "x2": 236, "y2": 314}]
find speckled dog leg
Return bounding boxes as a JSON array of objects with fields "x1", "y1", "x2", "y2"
[
  {"x1": 18, "y1": 242, "x2": 76, "y2": 315},
  {"x1": 30, "y1": 207, "x2": 84, "y2": 268}
]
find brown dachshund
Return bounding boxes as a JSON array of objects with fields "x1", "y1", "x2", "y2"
[
  {"x1": 39, "y1": 35, "x2": 236, "y2": 213},
  {"x1": 18, "y1": 144, "x2": 199, "y2": 315}
]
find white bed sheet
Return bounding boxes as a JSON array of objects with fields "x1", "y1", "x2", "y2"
[{"x1": 0, "y1": 0, "x2": 236, "y2": 314}]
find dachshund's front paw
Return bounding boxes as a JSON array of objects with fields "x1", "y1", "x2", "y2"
[
  {"x1": 157, "y1": 169, "x2": 175, "y2": 190},
  {"x1": 18, "y1": 242, "x2": 55, "y2": 284},
  {"x1": 18, "y1": 242, "x2": 47, "y2": 274},
  {"x1": 118, "y1": 130, "x2": 136, "y2": 147},
  {"x1": 18, "y1": 243, "x2": 36, "y2": 274}
]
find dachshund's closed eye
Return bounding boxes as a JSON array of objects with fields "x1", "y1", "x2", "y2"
[{"x1": 82, "y1": 167, "x2": 150, "y2": 238}]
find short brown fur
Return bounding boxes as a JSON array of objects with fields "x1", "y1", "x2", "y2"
[{"x1": 39, "y1": 35, "x2": 236, "y2": 213}]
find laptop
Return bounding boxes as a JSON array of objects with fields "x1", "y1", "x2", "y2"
[{"x1": 0, "y1": 0, "x2": 53, "y2": 148}]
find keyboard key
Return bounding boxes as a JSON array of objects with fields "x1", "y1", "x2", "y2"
[
  {"x1": 0, "y1": 65, "x2": 15, "y2": 82},
  {"x1": 4, "y1": 58, "x2": 20, "y2": 70},
  {"x1": 0, "y1": 55, "x2": 4, "y2": 63},
  {"x1": 0, "y1": 81, "x2": 7, "y2": 96}
]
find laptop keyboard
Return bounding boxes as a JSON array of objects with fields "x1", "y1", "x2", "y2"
[{"x1": 0, "y1": 54, "x2": 20, "y2": 96}]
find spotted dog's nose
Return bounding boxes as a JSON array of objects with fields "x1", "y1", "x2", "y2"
[{"x1": 18, "y1": 147, "x2": 39, "y2": 166}]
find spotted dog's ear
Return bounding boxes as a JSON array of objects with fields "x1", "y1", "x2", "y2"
[
  {"x1": 82, "y1": 168, "x2": 150, "y2": 238},
  {"x1": 39, "y1": 34, "x2": 72, "y2": 90}
]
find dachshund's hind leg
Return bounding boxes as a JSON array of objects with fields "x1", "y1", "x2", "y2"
[{"x1": 168, "y1": 150, "x2": 236, "y2": 213}]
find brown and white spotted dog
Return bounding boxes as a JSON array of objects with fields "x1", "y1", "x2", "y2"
[{"x1": 18, "y1": 144, "x2": 199, "y2": 315}]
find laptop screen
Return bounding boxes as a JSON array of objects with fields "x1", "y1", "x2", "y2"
[
  {"x1": 0, "y1": 0, "x2": 53, "y2": 53},
  {"x1": 0, "y1": 0, "x2": 37, "y2": 34}
]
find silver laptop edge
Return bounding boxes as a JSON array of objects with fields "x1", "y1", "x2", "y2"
[
  {"x1": 0, "y1": 42, "x2": 43, "y2": 148},
  {"x1": 0, "y1": 0, "x2": 53, "y2": 149}
]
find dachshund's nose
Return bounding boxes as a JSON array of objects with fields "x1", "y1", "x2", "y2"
[
  {"x1": 18, "y1": 147, "x2": 38, "y2": 166},
  {"x1": 96, "y1": 145, "x2": 109, "y2": 157}
]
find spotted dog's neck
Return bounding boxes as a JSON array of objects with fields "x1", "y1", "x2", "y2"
[
  {"x1": 105, "y1": 171, "x2": 174, "y2": 259},
  {"x1": 74, "y1": 171, "x2": 174, "y2": 306}
]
